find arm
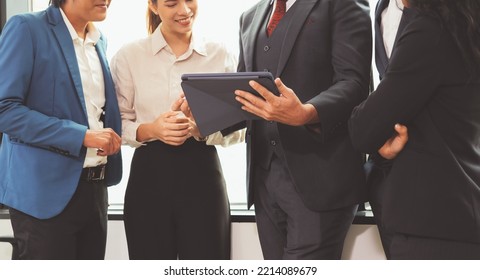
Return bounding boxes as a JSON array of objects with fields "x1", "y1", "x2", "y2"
[
  {"x1": 235, "y1": 0, "x2": 372, "y2": 134},
  {"x1": 306, "y1": 0, "x2": 373, "y2": 137},
  {"x1": 111, "y1": 47, "x2": 191, "y2": 147},
  {"x1": 0, "y1": 16, "x2": 87, "y2": 157},
  {"x1": 349, "y1": 16, "x2": 444, "y2": 153}
]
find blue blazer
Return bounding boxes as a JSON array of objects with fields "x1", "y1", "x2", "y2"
[{"x1": 0, "y1": 6, "x2": 122, "y2": 219}]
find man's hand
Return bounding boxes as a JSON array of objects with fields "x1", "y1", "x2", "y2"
[
  {"x1": 378, "y1": 124, "x2": 409, "y2": 159},
  {"x1": 234, "y1": 78, "x2": 318, "y2": 126},
  {"x1": 83, "y1": 128, "x2": 122, "y2": 156}
]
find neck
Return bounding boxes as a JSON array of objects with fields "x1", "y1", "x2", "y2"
[
  {"x1": 161, "y1": 27, "x2": 192, "y2": 57},
  {"x1": 61, "y1": 6, "x2": 88, "y2": 39}
]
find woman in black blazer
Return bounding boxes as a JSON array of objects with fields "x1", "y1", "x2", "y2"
[{"x1": 349, "y1": 0, "x2": 480, "y2": 259}]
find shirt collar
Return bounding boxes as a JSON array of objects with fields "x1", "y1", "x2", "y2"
[
  {"x1": 60, "y1": 8, "x2": 100, "y2": 44},
  {"x1": 150, "y1": 25, "x2": 207, "y2": 57}
]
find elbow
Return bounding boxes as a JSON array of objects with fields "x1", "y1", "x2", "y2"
[{"x1": 348, "y1": 117, "x2": 381, "y2": 154}]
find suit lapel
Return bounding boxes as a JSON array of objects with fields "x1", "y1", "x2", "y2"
[
  {"x1": 276, "y1": 0, "x2": 318, "y2": 76},
  {"x1": 47, "y1": 6, "x2": 88, "y2": 119},
  {"x1": 242, "y1": 0, "x2": 271, "y2": 72},
  {"x1": 375, "y1": 0, "x2": 389, "y2": 78},
  {"x1": 95, "y1": 38, "x2": 113, "y2": 127},
  {"x1": 394, "y1": 6, "x2": 417, "y2": 46}
]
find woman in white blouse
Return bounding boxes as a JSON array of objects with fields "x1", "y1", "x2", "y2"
[{"x1": 111, "y1": 0, "x2": 238, "y2": 259}]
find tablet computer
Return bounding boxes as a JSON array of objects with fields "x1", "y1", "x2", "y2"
[{"x1": 181, "y1": 72, "x2": 279, "y2": 136}]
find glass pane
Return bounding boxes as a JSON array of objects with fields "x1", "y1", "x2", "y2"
[{"x1": 30, "y1": 0, "x2": 379, "y2": 208}]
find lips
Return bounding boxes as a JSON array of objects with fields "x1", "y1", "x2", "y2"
[
  {"x1": 95, "y1": 2, "x2": 109, "y2": 8},
  {"x1": 175, "y1": 16, "x2": 194, "y2": 26}
]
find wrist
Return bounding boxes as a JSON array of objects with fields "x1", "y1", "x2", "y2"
[
  {"x1": 194, "y1": 135, "x2": 208, "y2": 142},
  {"x1": 303, "y1": 104, "x2": 319, "y2": 125}
]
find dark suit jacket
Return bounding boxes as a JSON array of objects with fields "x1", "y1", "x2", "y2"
[
  {"x1": 375, "y1": 0, "x2": 416, "y2": 80},
  {"x1": 238, "y1": 0, "x2": 372, "y2": 211},
  {"x1": 349, "y1": 12, "x2": 480, "y2": 243}
]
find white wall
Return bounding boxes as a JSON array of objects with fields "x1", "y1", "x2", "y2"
[{"x1": 0, "y1": 219, "x2": 386, "y2": 260}]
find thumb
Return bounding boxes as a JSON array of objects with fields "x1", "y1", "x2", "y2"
[
  {"x1": 274, "y1": 78, "x2": 293, "y2": 98},
  {"x1": 394, "y1": 124, "x2": 408, "y2": 140},
  {"x1": 171, "y1": 97, "x2": 185, "y2": 111}
]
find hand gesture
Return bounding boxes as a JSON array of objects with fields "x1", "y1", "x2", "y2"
[
  {"x1": 378, "y1": 124, "x2": 409, "y2": 159},
  {"x1": 171, "y1": 92, "x2": 193, "y2": 119},
  {"x1": 171, "y1": 94, "x2": 202, "y2": 139},
  {"x1": 234, "y1": 78, "x2": 318, "y2": 126},
  {"x1": 83, "y1": 128, "x2": 122, "y2": 156},
  {"x1": 150, "y1": 111, "x2": 191, "y2": 146}
]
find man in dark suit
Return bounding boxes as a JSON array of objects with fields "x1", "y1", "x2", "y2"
[
  {"x1": 0, "y1": 0, "x2": 122, "y2": 259},
  {"x1": 234, "y1": 0, "x2": 372, "y2": 259},
  {"x1": 366, "y1": 0, "x2": 415, "y2": 259}
]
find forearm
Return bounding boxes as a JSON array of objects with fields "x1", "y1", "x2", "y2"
[{"x1": 136, "y1": 123, "x2": 155, "y2": 143}]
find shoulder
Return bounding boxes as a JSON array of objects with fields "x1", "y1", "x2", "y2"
[
  {"x1": 4, "y1": 11, "x2": 46, "y2": 30},
  {"x1": 240, "y1": 1, "x2": 263, "y2": 22},
  {"x1": 112, "y1": 36, "x2": 151, "y2": 61},
  {"x1": 200, "y1": 38, "x2": 230, "y2": 56},
  {"x1": 401, "y1": 12, "x2": 446, "y2": 46},
  {"x1": 196, "y1": 37, "x2": 236, "y2": 60}
]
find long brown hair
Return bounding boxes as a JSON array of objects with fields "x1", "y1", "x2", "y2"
[
  {"x1": 49, "y1": 0, "x2": 66, "y2": 7},
  {"x1": 147, "y1": 0, "x2": 162, "y2": 34}
]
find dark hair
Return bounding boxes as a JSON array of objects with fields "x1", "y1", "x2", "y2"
[
  {"x1": 49, "y1": 0, "x2": 66, "y2": 7},
  {"x1": 409, "y1": 0, "x2": 480, "y2": 74},
  {"x1": 147, "y1": 0, "x2": 162, "y2": 35}
]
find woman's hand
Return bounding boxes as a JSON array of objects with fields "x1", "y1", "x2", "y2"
[
  {"x1": 378, "y1": 124, "x2": 409, "y2": 159},
  {"x1": 137, "y1": 111, "x2": 191, "y2": 146}
]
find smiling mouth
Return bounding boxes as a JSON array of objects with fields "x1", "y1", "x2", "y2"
[
  {"x1": 95, "y1": 2, "x2": 108, "y2": 8},
  {"x1": 176, "y1": 16, "x2": 193, "y2": 24}
]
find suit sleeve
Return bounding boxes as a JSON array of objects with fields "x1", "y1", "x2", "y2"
[
  {"x1": 307, "y1": 0, "x2": 372, "y2": 141},
  {"x1": 0, "y1": 16, "x2": 86, "y2": 157},
  {"x1": 349, "y1": 16, "x2": 445, "y2": 153}
]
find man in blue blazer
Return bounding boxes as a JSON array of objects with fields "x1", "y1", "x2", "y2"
[{"x1": 0, "y1": 0, "x2": 122, "y2": 259}]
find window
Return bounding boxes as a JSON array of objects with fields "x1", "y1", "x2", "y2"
[
  {"x1": 30, "y1": 0, "x2": 378, "y2": 209},
  {"x1": 31, "y1": 0, "x2": 258, "y2": 207}
]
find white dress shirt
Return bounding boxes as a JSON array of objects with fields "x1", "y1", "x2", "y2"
[
  {"x1": 269, "y1": 0, "x2": 297, "y2": 23},
  {"x1": 111, "y1": 26, "x2": 241, "y2": 148},
  {"x1": 60, "y1": 9, "x2": 107, "y2": 168},
  {"x1": 381, "y1": 0, "x2": 404, "y2": 59}
]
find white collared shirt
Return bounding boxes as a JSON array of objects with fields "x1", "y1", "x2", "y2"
[
  {"x1": 111, "y1": 26, "x2": 238, "y2": 148},
  {"x1": 60, "y1": 9, "x2": 107, "y2": 168},
  {"x1": 269, "y1": 0, "x2": 297, "y2": 24},
  {"x1": 272, "y1": 0, "x2": 297, "y2": 12},
  {"x1": 381, "y1": 0, "x2": 404, "y2": 59}
]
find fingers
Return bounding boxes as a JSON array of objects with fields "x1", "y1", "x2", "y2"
[
  {"x1": 180, "y1": 99, "x2": 192, "y2": 118},
  {"x1": 394, "y1": 124, "x2": 408, "y2": 139},
  {"x1": 274, "y1": 78, "x2": 293, "y2": 98},
  {"x1": 171, "y1": 96, "x2": 185, "y2": 111},
  {"x1": 84, "y1": 128, "x2": 121, "y2": 156}
]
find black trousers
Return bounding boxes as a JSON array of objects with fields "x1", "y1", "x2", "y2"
[
  {"x1": 253, "y1": 155, "x2": 358, "y2": 260},
  {"x1": 364, "y1": 157, "x2": 394, "y2": 259},
  {"x1": 390, "y1": 233, "x2": 480, "y2": 260},
  {"x1": 9, "y1": 179, "x2": 108, "y2": 260},
  {"x1": 123, "y1": 139, "x2": 230, "y2": 260}
]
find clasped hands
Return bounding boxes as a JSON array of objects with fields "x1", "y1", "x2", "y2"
[{"x1": 148, "y1": 95, "x2": 201, "y2": 146}]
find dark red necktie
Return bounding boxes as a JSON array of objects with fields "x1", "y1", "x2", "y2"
[{"x1": 267, "y1": 0, "x2": 287, "y2": 37}]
